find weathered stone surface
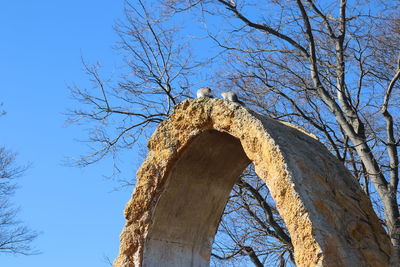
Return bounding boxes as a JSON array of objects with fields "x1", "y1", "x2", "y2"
[{"x1": 114, "y1": 98, "x2": 392, "y2": 267}]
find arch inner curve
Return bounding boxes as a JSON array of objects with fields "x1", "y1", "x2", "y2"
[{"x1": 143, "y1": 130, "x2": 250, "y2": 266}]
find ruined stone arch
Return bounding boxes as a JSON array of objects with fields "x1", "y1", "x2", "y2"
[{"x1": 114, "y1": 98, "x2": 391, "y2": 267}]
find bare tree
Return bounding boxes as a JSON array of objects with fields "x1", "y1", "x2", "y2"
[
  {"x1": 0, "y1": 146, "x2": 37, "y2": 255},
  {"x1": 70, "y1": 0, "x2": 400, "y2": 265},
  {"x1": 67, "y1": 0, "x2": 199, "y2": 167},
  {"x1": 179, "y1": 0, "x2": 400, "y2": 264}
]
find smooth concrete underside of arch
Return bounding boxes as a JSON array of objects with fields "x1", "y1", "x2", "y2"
[
  {"x1": 114, "y1": 98, "x2": 392, "y2": 267},
  {"x1": 143, "y1": 131, "x2": 250, "y2": 266}
]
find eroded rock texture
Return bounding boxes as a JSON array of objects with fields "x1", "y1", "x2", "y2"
[{"x1": 114, "y1": 98, "x2": 392, "y2": 267}]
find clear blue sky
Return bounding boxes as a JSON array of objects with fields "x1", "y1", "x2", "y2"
[{"x1": 0, "y1": 1, "x2": 137, "y2": 266}]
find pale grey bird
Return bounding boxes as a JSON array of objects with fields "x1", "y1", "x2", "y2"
[
  {"x1": 221, "y1": 91, "x2": 245, "y2": 105},
  {"x1": 196, "y1": 87, "x2": 213, "y2": 98}
]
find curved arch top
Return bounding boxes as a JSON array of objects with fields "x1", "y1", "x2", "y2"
[{"x1": 114, "y1": 98, "x2": 391, "y2": 267}]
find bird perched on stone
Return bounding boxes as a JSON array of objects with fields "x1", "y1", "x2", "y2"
[
  {"x1": 221, "y1": 91, "x2": 245, "y2": 105},
  {"x1": 196, "y1": 87, "x2": 213, "y2": 98}
]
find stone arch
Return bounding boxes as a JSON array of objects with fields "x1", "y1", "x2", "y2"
[{"x1": 114, "y1": 98, "x2": 391, "y2": 267}]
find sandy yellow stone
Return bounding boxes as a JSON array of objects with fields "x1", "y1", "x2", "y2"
[{"x1": 114, "y1": 98, "x2": 391, "y2": 267}]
